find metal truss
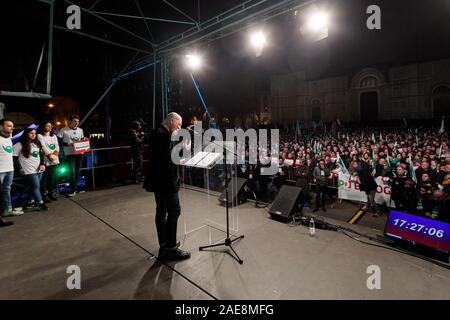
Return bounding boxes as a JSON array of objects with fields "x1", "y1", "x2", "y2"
[{"x1": 32, "y1": 0, "x2": 315, "y2": 127}]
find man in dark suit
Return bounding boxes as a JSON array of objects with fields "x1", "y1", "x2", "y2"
[{"x1": 143, "y1": 112, "x2": 190, "y2": 261}]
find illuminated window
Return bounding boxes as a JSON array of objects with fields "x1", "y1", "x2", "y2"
[{"x1": 360, "y1": 76, "x2": 378, "y2": 88}]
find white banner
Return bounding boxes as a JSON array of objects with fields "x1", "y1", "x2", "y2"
[{"x1": 338, "y1": 172, "x2": 395, "y2": 207}]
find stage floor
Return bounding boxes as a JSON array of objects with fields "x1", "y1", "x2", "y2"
[{"x1": 1, "y1": 185, "x2": 449, "y2": 300}]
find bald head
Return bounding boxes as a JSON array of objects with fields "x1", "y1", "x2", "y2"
[{"x1": 162, "y1": 112, "x2": 182, "y2": 133}]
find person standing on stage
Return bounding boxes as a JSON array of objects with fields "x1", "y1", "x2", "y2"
[
  {"x1": 143, "y1": 112, "x2": 191, "y2": 261},
  {"x1": 13, "y1": 128, "x2": 48, "y2": 211},
  {"x1": 57, "y1": 115, "x2": 84, "y2": 197},
  {"x1": 0, "y1": 119, "x2": 24, "y2": 227},
  {"x1": 38, "y1": 121, "x2": 60, "y2": 202},
  {"x1": 130, "y1": 121, "x2": 145, "y2": 184}
]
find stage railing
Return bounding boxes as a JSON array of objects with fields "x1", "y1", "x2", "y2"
[
  {"x1": 75, "y1": 144, "x2": 149, "y2": 190},
  {"x1": 13, "y1": 145, "x2": 339, "y2": 200}
]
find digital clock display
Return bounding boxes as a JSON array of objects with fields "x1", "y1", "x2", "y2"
[{"x1": 384, "y1": 210, "x2": 450, "y2": 253}]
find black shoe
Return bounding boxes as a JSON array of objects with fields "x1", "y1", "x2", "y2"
[
  {"x1": 313, "y1": 208, "x2": 319, "y2": 212},
  {"x1": 322, "y1": 207, "x2": 327, "y2": 212},
  {"x1": 48, "y1": 193, "x2": 58, "y2": 201},
  {"x1": 42, "y1": 195, "x2": 52, "y2": 203},
  {"x1": 0, "y1": 218, "x2": 14, "y2": 227},
  {"x1": 158, "y1": 247, "x2": 165, "y2": 258},
  {"x1": 160, "y1": 248, "x2": 191, "y2": 261},
  {"x1": 38, "y1": 203, "x2": 48, "y2": 211},
  {"x1": 158, "y1": 241, "x2": 181, "y2": 257}
]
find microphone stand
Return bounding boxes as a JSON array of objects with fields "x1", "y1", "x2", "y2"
[{"x1": 186, "y1": 126, "x2": 244, "y2": 264}]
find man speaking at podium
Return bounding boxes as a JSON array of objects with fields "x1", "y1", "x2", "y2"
[{"x1": 144, "y1": 112, "x2": 191, "y2": 261}]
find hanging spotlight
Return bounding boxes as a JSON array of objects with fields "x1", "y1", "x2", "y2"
[
  {"x1": 306, "y1": 12, "x2": 329, "y2": 32},
  {"x1": 251, "y1": 31, "x2": 266, "y2": 49},
  {"x1": 250, "y1": 31, "x2": 267, "y2": 57},
  {"x1": 300, "y1": 9, "x2": 329, "y2": 41},
  {"x1": 185, "y1": 54, "x2": 202, "y2": 70}
]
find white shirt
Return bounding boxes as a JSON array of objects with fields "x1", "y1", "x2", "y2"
[
  {"x1": 57, "y1": 126, "x2": 84, "y2": 155},
  {"x1": 38, "y1": 133, "x2": 60, "y2": 166},
  {"x1": 13, "y1": 142, "x2": 42, "y2": 175},
  {"x1": 0, "y1": 135, "x2": 14, "y2": 173}
]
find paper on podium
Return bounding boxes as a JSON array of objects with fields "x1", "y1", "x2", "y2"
[
  {"x1": 183, "y1": 152, "x2": 208, "y2": 166},
  {"x1": 196, "y1": 152, "x2": 222, "y2": 168},
  {"x1": 183, "y1": 151, "x2": 222, "y2": 168}
]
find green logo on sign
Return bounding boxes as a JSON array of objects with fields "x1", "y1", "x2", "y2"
[
  {"x1": 48, "y1": 144, "x2": 56, "y2": 150},
  {"x1": 2, "y1": 145, "x2": 12, "y2": 154},
  {"x1": 31, "y1": 151, "x2": 40, "y2": 158},
  {"x1": 71, "y1": 137, "x2": 80, "y2": 142}
]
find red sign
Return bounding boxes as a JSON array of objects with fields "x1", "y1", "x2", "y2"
[{"x1": 72, "y1": 139, "x2": 91, "y2": 154}]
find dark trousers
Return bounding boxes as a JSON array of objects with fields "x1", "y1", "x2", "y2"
[
  {"x1": 66, "y1": 154, "x2": 82, "y2": 191},
  {"x1": 41, "y1": 165, "x2": 57, "y2": 195},
  {"x1": 132, "y1": 153, "x2": 143, "y2": 182},
  {"x1": 315, "y1": 185, "x2": 327, "y2": 210},
  {"x1": 154, "y1": 191, "x2": 181, "y2": 248}
]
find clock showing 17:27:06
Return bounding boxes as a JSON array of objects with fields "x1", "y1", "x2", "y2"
[{"x1": 393, "y1": 219, "x2": 444, "y2": 238}]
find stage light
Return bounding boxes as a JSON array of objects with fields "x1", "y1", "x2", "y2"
[
  {"x1": 250, "y1": 31, "x2": 266, "y2": 49},
  {"x1": 57, "y1": 165, "x2": 68, "y2": 177},
  {"x1": 305, "y1": 11, "x2": 328, "y2": 32},
  {"x1": 185, "y1": 54, "x2": 202, "y2": 70},
  {"x1": 56, "y1": 121, "x2": 61, "y2": 125},
  {"x1": 48, "y1": 103, "x2": 54, "y2": 108},
  {"x1": 300, "y1": 8, "x2": 329, "y2": 41}
]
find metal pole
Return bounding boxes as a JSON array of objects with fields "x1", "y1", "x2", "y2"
[
  {"x1": 46, "y1": 0, "x2": 54, "y2": 94},
  {"x1": 162, "y1": 0, "x2": 198, "y2": 25},
  {"x1": 33, "y1": 42, "x2": 46, "y2": 91},
  {"x1": 92, "y1": 10, "x2": 195, "y2": 25},
  {"x1": 54, "y1": 26, "x2": 151, "y2": 54},
  {"x1": 91, "y1": 149, "x2": 96, "y2": 190},
  {"x1": 152, "y1": 51, "x2": 157, "y2": 129},
  {"x1": 80, "y1": 80, "x2": 117, "y2": 127},
  {"x1": 165, "y1": 58, "x2": 169, "y2": 116},
  {"x1": 64, "y1": 0, "x2": 155, "y2": 47},
  {"x1": 89, "y1": 0, "x2": 101, "y2": 10},
  {"x1": 133, "y1": 0, "x2": 155, "y2": 43},
  {"x1": 80, "y1": 52, "x2": 139, "y2": 126},
  {"x1": 163, "y1": 57, "x2": 167, "y2": 117},
  {"x1": 161, "y1": 56, "x2": 166, "y2": 119}
]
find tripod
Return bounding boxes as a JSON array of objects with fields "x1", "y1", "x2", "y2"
[{"x1": 199, "y1": 147, "x2": 245, "y2": 264}]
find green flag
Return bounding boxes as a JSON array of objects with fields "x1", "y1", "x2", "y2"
[
  {"x1": 336, "y1": 154, "x2": 349, "y2": 175},
  {"x1": 409, "y1": 154, "x2": 417, "y2": 184}
]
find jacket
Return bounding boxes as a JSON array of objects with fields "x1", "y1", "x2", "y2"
[{"x1": 143, "y1": 125, "x2": 179, "y2": 193}]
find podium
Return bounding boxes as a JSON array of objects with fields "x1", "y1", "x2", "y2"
[{"x1": 180, "y1": 143, "x2": 244, "y2": 264}]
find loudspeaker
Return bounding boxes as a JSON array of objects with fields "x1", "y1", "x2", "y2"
[
  {"x1": 269, "y1": 185, "x2": 302, "y2": 222},
  {"x1": 219, "y1": 177, "x2": 248, "y2": 207}
]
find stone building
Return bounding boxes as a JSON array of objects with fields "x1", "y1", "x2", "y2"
[{"x1": 269, "y1": 58, "x2": 450, "y2": 125}]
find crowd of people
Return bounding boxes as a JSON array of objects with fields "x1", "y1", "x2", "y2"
[
  {"x1": 0, "y1": 116, "x2": 85, "y2": 227},
  {"x1": 185, "y1": 115, "x2": 449, "y2": 221},
  {"x1": 239, "y1": 123, "x2": 450, "y2": 221}
]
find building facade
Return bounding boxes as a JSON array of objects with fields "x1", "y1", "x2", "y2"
[{"x1": 269, "y1": 58, "x2": 450, "y2": 125}]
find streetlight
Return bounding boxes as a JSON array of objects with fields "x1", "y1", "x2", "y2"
[{"x1": 48, "y1": 103, "x2": 54, "y2": 108}]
